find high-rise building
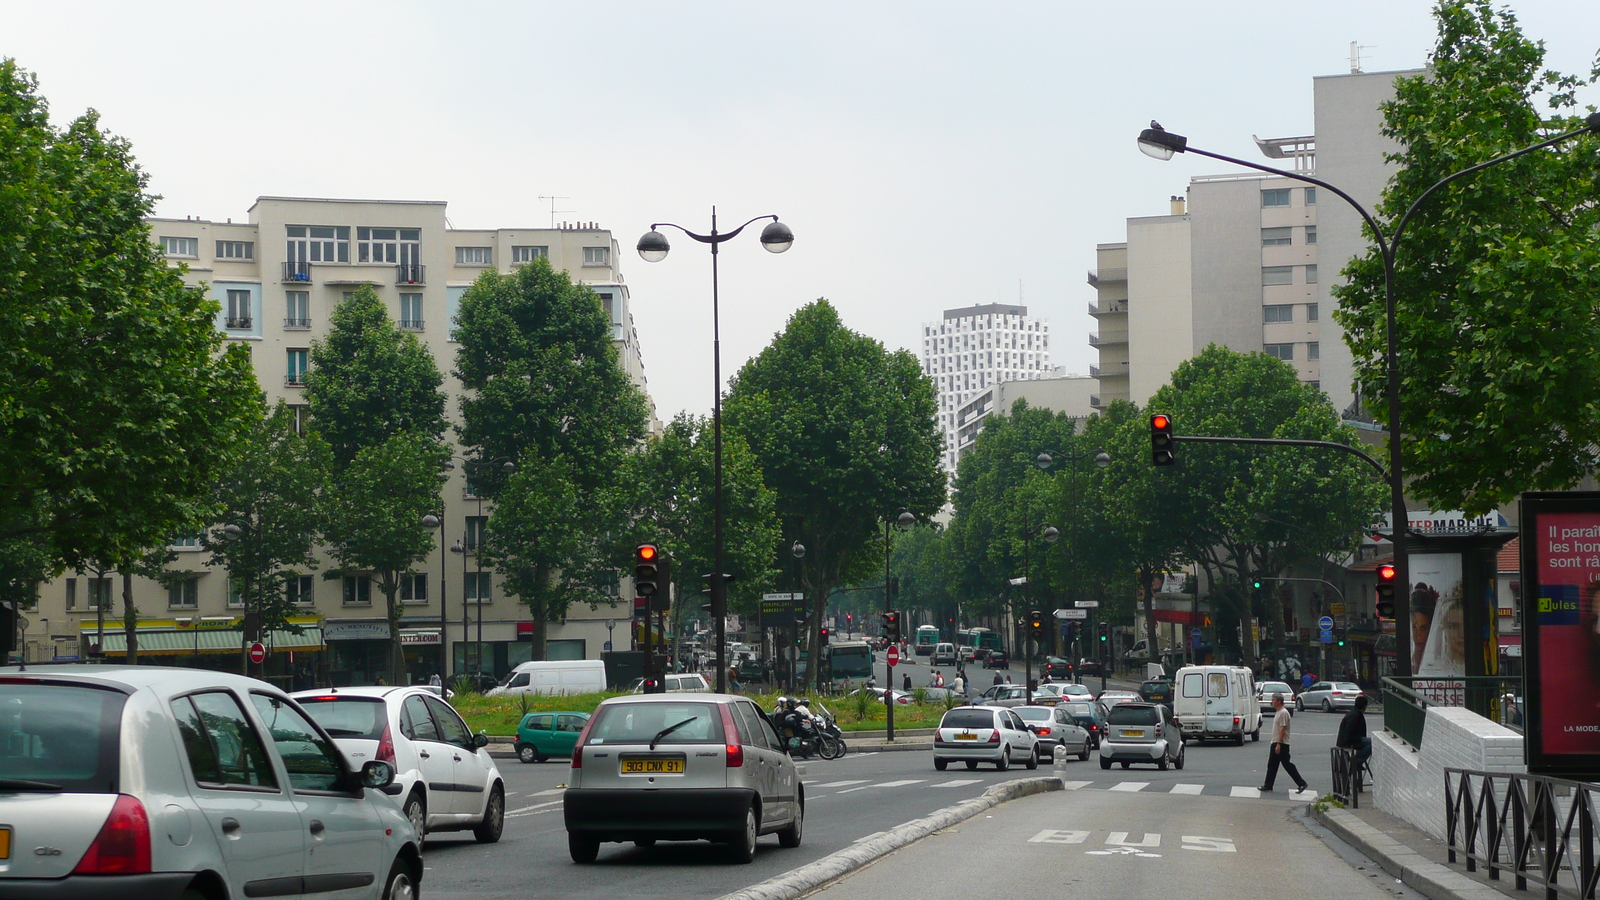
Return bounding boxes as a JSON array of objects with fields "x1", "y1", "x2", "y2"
[{"x1": 920, "y1": 302, "x2": 1052, "y2": 474}]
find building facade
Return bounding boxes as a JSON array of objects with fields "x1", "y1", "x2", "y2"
[
  {"x1": 921, "y1": 303, "x2": 1052, "y2": 475},
  {"x1": 20, "y1": 197, "x2": 656, "y2": 686}
]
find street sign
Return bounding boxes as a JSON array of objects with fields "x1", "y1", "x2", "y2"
[
  {"x1": 886, "y1": 645, "x2": 900, "y2": 666},
  {"x1": 1329, "y1": 603, "x2": 1346, "y2": 616},
  {"x1": 1057, "y1": 609, "x2": 1088, "y2": 620},
  {"x1": 1074, "y1": 600, "x2": 1100, "y2": 608},
  {"x1": 1318, "y1": 616, "x2": 1334, "y2": 631},
  {"x1": 248, "y1": 642, "x2": 267, "y2": 665},
  {"x1": 1319, "y1": 631, "x2": 1333, "y2": 644},
  {"x1": 759, "y1": 593, "x2": 806, "y2": 618},
  {"x1": 762, "y1": 592, "x2": 804, "y2": 601}
]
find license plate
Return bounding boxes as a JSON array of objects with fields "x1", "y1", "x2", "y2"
[
  {"x1": 1120, "y1": 729, "x2": 1143, "y2": 738},
  {"x1": 0, "y1": 826, "x2": 9, "y2": 860},
  {"x1": 620, "y1": 758, "x2": 683, "y2": 775},
  {"x1": 955, "y1": 733, "x2": 978, "y2": 741}
]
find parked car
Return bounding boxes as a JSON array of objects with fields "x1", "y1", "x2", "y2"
[
  {"x1": 488, "y1": 659, "x2": 607, "y2": 696},
  {"x1": 1297, "y1": 681, "x2": 1363, "y2": 712},
  {"x1": 1059, "y1": 699, "x2": 1110, "y2": 748},
  {"x1": 931, "y1": 642, "x2": 958, "y2": 666},
  {"x1": 1256, "y1": 681, "x2": 1297, "y2": 716},
  {"x1": 514, "y1": 711, "x2": 590, "y2": 763},
  {"x1": 1013, "y1": 704, "x2": 1091, "y2": 761},
  {"x1": 294, "y1": 685, "x2": 506, "y2": 844},
  {"x1": 1, "y1": 666, "x2": 421, "y2": 900},
  {"x1": 563, "y1": 693, "x2": 803, "y2": 863},
  {"x1": 981, "y1": 649, "x2": 1011, "y2": 669},
  {"x1": 629, "y1": 673, "x2": 712, "y2": 693},
  {"x1": 931, "y1": 705, "x2": 1039, "y2": 771},
  {"x1": 1122, "y1": 639, "x2": 1151, "y2": 664},
  {"x1": 1099, "y1": 701, "x2": 1185, "y2": 771}
]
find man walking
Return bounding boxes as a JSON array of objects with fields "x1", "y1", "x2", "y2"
[{"x1": 1259, "y1": 692, "x2": 1308, "y2": 794}]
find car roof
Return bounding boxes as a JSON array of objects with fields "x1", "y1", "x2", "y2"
[
  {"x1": 5, "y1": 664, "x2": 285, "y2": 695},
  {"x1": 521, "y1": 710, "x2": 589, "y2": 716},
  {"x1": 597, "y1": 691, "x2": 734, "y2": 706},
  {"x1": 290, "y1": 686, "x2": 430, "y2": 700}
]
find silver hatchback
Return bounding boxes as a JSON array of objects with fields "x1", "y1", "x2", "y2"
[{"x1": 563, "y1": 693, "x2": 803, "y2": 864}]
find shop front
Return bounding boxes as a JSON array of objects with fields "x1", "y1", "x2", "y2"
[
  {"x1": 399, "y1": 626, "x2": 444, "y2": 685},
  {"x1": 78, "y1": 615, "x2": 326, "y2": 690},
  {"x1": 324, "y1": 619, "x2": 392, "y2": 686}
]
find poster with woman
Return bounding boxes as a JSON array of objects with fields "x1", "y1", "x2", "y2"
[
  {"x1": 1522, "y1": 494, "x2": 1600, "y2": 776},
  {"x1": 1409, "y1": 554, "x2": 1466, "y2": 701}
]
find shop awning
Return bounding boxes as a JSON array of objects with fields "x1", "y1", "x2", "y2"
[{"x1": 87, "y1": 627, "x2": 324, "y2": 656}]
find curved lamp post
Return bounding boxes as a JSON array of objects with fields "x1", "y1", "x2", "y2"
[
  {"x1": 883, "y1": 510, "x2": 916, "y2": 740},
  {"x1": 1036, "y1": 449, "x2": 1110, "y2": 664},
  {"x1": 1021, "y1": 522, "x2": 1059, "y2": 706},
  {"x1": 1137, "y1": 115, "x2": 1600, "y2": 675},
  {"x1": 638, "y1": 211, "x2": 793, "y2": 693}
]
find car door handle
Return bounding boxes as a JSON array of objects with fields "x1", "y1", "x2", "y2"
[
  {"x1": 454, "y1": 754, "x2": 463, "y2": 761},
  {"x1": 308, "y1": 819, "x2": 325, "y2": 835},
  {"x1": 419, "y1": 750, "x2": 430, "y2": 758},
  {"x1": 220, "y1": 817, "x2": 241, "y2": 833}
]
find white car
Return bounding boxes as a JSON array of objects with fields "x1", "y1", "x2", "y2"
[
  {"x1": 630, "y1": 673, "x2": 712, "y2": 693},
  {"x1": 931, "y1": 705, "x2": 1039, "y2": 771},
  {"x1": 2, "y1": 666, "x2": 420, "y2": 900},
  {"x1": 1033, "y1": 682, "x2": 1093, "y2": 702},
  {"x1": 1256, "y1": 681, "x2": 1297, "y2": 716},
  {"x1": 295, "y1": 685, "x2": 505, "y2": 844}
]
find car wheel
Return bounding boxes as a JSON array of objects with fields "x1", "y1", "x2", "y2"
[
  {"x1": 966, "y1": 761, "x2": 978, "y2": 770},
  {"x1": 1296, "y1": 697, "x2": 1304, "y2": 712},
  {"x1": 473, "y1": 783, "x2": 505, "y2": 843},
  {"x1": 568, "y1": 832, "x2": 600, "y2": 864},
  {"x1": 1025, "y1": 748, "x2": 1038, "y2": 770},
  {"x1": 934, "y1": 758, "x2": 948, "y2": 771},
  {"x1": 382, "y1": 857, "x2": 418, "y2": 900},
  {"x1": 1099, "y1": 756, "x2": 1111, "y2": 770},
  {"x1": 1323, "y1": 699, "x2": 1333, "y2": 713},
  {"x1": 777, "y1": 798, "x2": 803, "y2": 848},
  {"x1": 1252, "y1": 727, "x2": 1261, "y2": 742},
  {"x1": 518, "y1": 744, "x2": 540, "y2": 764},
  {"x1": 728, "y1": 805, "x2": 759, "y2": 864},
  {"x1": 1079, "y1": 745, "x2": 1090, "y2": 762},
  {"x1": 1175, "y1": 744, "x2": 1186, "y2": 770},
  {"x1": 1235, "y1": 732, "x2": 1246, "y2": 746},
  {"x1": 402, "y1": 792, "x2": 426, "y2": 843},
  {"x1": 1158, "y1": 752, "x2": 1169, "y2": 771},
  {"x1": 997, "y1": 747, "x2": 1010, "y2": 771}
]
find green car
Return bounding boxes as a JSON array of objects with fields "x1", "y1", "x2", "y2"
[{"x1": 514, "y1": 711, "x2": 590, "y2": 763}]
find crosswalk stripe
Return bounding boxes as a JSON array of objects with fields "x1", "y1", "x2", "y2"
[
  {"x1": 1059, "y1": 780, "x2": 1092, "y2": 790},
  {"x1": 931, "y1": 779, "x2": 982, "y2": 787},
  {"x1": 1170, "y1": 783, "x2": 1204, "y2": 795},
  {"x1": 837, "y1": 779, "x2": 925, "y2": 794},
  {"x1": 811, "y1": 779, "x2": 868, "y2": 788},
  {"x1": 1108, "y1": 782, "x2": 1149, "y2": 792},
  {"x1": 1230, "y1": 786, "x2": 1261, "y2": 798}
]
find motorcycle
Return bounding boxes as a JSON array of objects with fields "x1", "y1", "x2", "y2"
[{"x1": 774, "y1": 705, "x2": 846, "y2": 760}]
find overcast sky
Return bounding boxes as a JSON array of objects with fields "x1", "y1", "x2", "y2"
[{"x1": 7, "y1": 1, "x2": 1599, "y2": 421}]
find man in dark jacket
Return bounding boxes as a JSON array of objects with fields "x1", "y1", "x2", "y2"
[{"x1": 1337, "y1": 694, "x2": 1371, "y2": 770}]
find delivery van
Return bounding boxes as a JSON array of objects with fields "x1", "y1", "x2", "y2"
[
  {"x1": 1172, "y1": 665, "x2": 1260, "y2": 744},
  {"x1": 487, "y1": 659, "x2": 607, "y2": 696}
]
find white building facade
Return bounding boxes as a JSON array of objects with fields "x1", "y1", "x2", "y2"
[{"x1": 921, "y1": 303, "x2": 1052, "y2": 474}]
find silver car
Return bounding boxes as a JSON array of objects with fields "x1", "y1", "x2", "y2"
[
  {"x1": 564, "y1": 693, "x2": 803, "y2": 864},
  {"x1": 1013, "y1": 704, "x2": 1091, "y2": 762},
  {"x1": 1256, "y1": 681, "x2": 1297, "y2": 716},
  {"x1": 1, "y1": 665, "x2": 420, "y2": 900},
  {"x1": 1297, "y1": 681, "x2": 1363, "y2": 712},
  {"x1": 932, "y1": 705, "x2": 1039, "y2": 771},
  {"x1": 1099, "y1": 701, "x2": 1186, "y2": 771}
]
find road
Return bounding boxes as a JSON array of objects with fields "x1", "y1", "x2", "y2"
[{"x1": 423, "y1": 708, "x2": 1376, "y2": 900}]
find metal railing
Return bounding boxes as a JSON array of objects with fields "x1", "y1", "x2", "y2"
[
  {"x1": 1382, "y1": 676, "x2": 1523, "y2": 749},
  {"x1": 225, "y1": 316, "x2": 252, "y2": 329},
  {"x1": 1330, "y1": 746, "x2": 1366, "y2": 808},
  {"x1": 284, "y1": 317, "x2": 311, "y2": 329},
  {"x1": 281, "y1": 261, "x2": 312, "y2": 282},
  {"x1": 1445, "y1": 768, "x2": 1600, "y2": 898},
  {"x1": 396, "y1": 264, "x2": 425, "y2": 284}
]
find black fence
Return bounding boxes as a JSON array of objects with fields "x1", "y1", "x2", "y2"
[
  {"x1": 1445, "y1": 767, "x2": 1600, "y2": 898},
  {"x1": 1331, "y1": 746, "x2": 1365, "y2": 808}
]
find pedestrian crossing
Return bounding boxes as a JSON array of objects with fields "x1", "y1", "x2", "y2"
[{"x1": 802, "y1": 776, "x2": 1316, "y2": 801}]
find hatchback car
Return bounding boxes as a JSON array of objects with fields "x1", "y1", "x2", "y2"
[
  {"x1": 932, "y1": 705, "x2": 1039, "y2": 771},
  {"x1": 1256, "y1": 681, "x2": 1296, "y2": 716},
  {"x1": 1139, "y1": 678, "x2": 1175, "y2": 708},
  {"x1": 1013, "y1": 705, "x2": 1091, "y2": 761},
  {"x1": 1059, "y1": 699, "x2": 1110, "y2": 748},
  {"x1": 973, "y1": 684, "x2": 1031, "y2": 708},
  {"x1": 1041, "y1": 657, "x2": 1077, "y2": 681},
  {"x1": 1297, "y1": 681, "x2": 1363, "y2": 712},
  {"x1": 981, "y1": 649, "x2": 1011, "y2": 669},
  {"x1": 514, "y1": 711, "x2": 590, "y2": 763},
  {"x1": 564, "y1": 693, "x2": 802, "y2": 864},
  {"x1": 294, "y1": 685, "x2": 506, "y2": 845},
  {"x1": 1098, "y1": 701, "x2": 1185, "y2": 770},
  {"x1": 1095, "y1": 690, "x2": 1141, "y2": 718},
  {"x1": 1, "y1": 666, "x2": 421, "y2": 900},
  {"x1": 629, "y1": 673, "x2": 712, "y2": 693}
]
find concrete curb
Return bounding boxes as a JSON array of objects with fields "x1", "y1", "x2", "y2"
[
  {"x1": 714, "y1": 776, "x2": 1063, "y2": 900},
  {"x1": 1313, "y1": 805, "x2": 1504, "y2": 900}
]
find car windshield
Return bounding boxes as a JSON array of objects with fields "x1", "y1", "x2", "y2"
[
  {"x1": 1107, "y1": 706, "x2": 1160, "y2": 726},
  {"x1": 0, "y1": 679, "x2": 127, "y2": 792},
  {"x1": 1014, "y1": 707, "x2": 1051, "y2": 722},
  {"x1": 940, "y1": 709, "x2": 996, "y2": 729},
  {"x1": 586, "y1": 702, "x2": 724, "y2": 745},
  {"x1": 295, "y1": 695, "x2": 386, "y2": 739}
]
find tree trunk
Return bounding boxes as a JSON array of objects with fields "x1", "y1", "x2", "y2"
[
  {"x1": 1139, "y1": 566, "x2": 1159, "y2": 672},
  {"x1": 383, "y1": 580, "x2": 404, "y2": 685},
  {"x1": 122, "y1": 571, "x2": 138, "y2": 665}
]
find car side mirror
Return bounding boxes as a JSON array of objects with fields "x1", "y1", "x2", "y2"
[
  {"x1": 474, "y1": 731, "x2": 490, "y2": 748},
  {"x1": 361, "y1": 760, "x2": 396, "y2": 790}
]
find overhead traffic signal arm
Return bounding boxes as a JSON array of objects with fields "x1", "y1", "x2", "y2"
[{"x1": 1156, "y1": 431, "x2": 1389, "y2": 479}]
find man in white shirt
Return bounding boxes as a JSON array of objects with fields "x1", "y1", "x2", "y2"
[{"x1": 1259, "y1": 692, "x2": 1309, "y2": 793}]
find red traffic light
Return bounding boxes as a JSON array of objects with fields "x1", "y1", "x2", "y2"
[
  {"x1": 1377, "y1": 563, "x2": 1396, "y2": 582},
  {"x1": 1151, "y1": 414, "x2": 1170, "y2": 431},
  {"x1": 637, "y1": 544, "x2": 658, "y2": 561}
]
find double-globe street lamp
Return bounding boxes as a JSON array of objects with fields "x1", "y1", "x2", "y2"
[
  {"x1": 438, "y1": 457, "x2": 514, "y2": 686},
  {"x1": 1035, "y1": 448, "x2": 1110, "y2": 666},
  {"x1": 884, "y1": 509, "x2": 916, "y2": 740},
  {"x1": 1020, "y1": 522, "x2": 1058, "y2": 706},
  {"x1": 1137, "y1": 115, "x2": 1600, "y2": 675},
  {"x1": 637, "y1": 210, "x2": 794, "y2": 693}
]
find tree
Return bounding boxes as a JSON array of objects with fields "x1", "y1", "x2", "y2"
[
  {"x1": 0, "y1": 59, "x2": 257, "y2": 571},
  {"x1": 1334, "y1": 0, "x2": 1600, "y2": 514},
  {"x1": 723, "y1": 300, "x2": 945, "y2": 679},
  {"x1": 888, "y1": 524, "x2": 958, "y2": 633}
]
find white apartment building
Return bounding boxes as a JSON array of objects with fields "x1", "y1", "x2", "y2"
[
  {"x1": 952, "y1": 375, "x2": 1096, "y2": 460},
  {"x1": 21, "y1": 196, "x2": 657, "y2": 686},
  {"x1": 921, "y1": 303, "x2": 1052, "y2": 474}
]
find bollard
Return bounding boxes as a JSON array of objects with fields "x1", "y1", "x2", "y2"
[{"x1": 1053, "y1": 743, "x2": 1068, "y2": 768}]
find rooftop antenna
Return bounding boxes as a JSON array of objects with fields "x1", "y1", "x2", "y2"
[
  {"x1": 1349, "y1": 41, "x2": 1371, "y2": 74},
  {"x1": 538, "y1": 195, "x2": 574, "y2": 228}
]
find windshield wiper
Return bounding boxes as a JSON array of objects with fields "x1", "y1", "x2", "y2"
[
  {"x1": 0, "y1": 778, "x2": 63, "y2": 791},
  {"x1": 649, "y1": 717, "x2": 699, "y2": 750}
]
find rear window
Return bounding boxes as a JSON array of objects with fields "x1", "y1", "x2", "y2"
[
  {"x1": 1107, "y1": 705, "x2": 1160, "y2": 726},
  {"x1": 0, "y1": 679, "x2": 126, "y2": 793},
  {"x1": 1064, "y1": 702, "x2": 1095, "y2": 716},
  {"x1": 940, "y1": 708, "x2": 996, "y2": 729},
  {"x1": 296, "y1": 696, "x2": 386, "y2": 739},
  {"x1": 586, "y1": 702, "x2": 725, "y2": 745},
  {"x1": 1336, "y1": 683, "x2": 1361, "y2": 692},
  {"x1": 1014, "y1": 707, "x2": 1051, "y2": 722}
]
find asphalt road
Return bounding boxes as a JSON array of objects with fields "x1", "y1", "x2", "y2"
[{"x1": 421, "y1": 708, "x2": 1379, "y2": 900}]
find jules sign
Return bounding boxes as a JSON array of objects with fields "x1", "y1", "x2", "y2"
[{"x1": 1521, "y1": 492, "x2": 1600, "y2": 777}]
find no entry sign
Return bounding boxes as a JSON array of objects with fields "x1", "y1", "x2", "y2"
[
  {"x1": 248, "y1": 641, "x2": 267, "y2": 665},
  {"x1": 886, "y1": 645, "x2": 900, "y2": 666}
]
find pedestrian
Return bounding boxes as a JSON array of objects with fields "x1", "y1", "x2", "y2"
[
  {"x1": 952, "y1": 673, "x2": 965, "y2": 698},
  {"x1": 728, "y1": 665, "x2": 741, "y2": 694},
  {"x1": 1301, "y1": 670, "x2": 1314, "y2": 692},
  {"x1": 993, "y1": 671, "x2": 1003, "y2": 686},
  {"x1": 1337, "y1": 694, "x2": 1372, "y2": 771},
  {"x1": 903, "y1": 672, "x2": 912, "y2": 691},
  {"x1": 1259, "y1": 692, "x2": 1309, "y2": 794},
  {"x1": 1004, "y1": 675, "x2": 1013, "y2": 685},
  {"x1": 934, "y1": 671, "x2": 945, "y2": 689}
]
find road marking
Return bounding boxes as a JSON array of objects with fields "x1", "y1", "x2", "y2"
[
  {"x1": 1108, "y1": 781, "x2": 1149, "y2": 792},
  {"x1": 506, "y1": 799, "x2": 563, "y2": 817},
  {"x1": 848, "y1": 752, "x2": 879, "y2": 758},
  {"x1": 529, "y1": 788, "x2": 563, "y2": 797},
  {"x1": 1059, "y1": 780, "x2": 1092, "y2": 790},
  {"x1": 811, "y1": 779, "x2": 868, "y2": 788},
  {"x1": 837, "y1": 779, "x2": 925, "y2": 793},
  {"x1": 1230, "y1": 786, "x2": 1260, "y2": 798},
  {"x1": 931, "y1": 779, "x2": 982, "y2": 787},
  {"x1": 1029, "y1": 829, "x2": 1090, "y2": 844},
  {"x1": 1169, "y1": 783, "x2": 1204, "y2": 795}
]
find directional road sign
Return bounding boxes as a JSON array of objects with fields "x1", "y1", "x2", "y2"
[
  {"x1": 1055, "y1": 609, "x2": 1088, "y2": 620},
  {"x1": 1074, "y1": 600, "x2": 1100, "y2": 608}
]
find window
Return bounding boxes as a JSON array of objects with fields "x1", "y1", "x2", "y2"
[
  {"x1": 64, "y1": 578, "x2": 74, "y2": 610},
  {"x1": 1308, "y1": 342, "x2": 1320, "y2": 361},
  {"x1": 511, "y1": 246, "x2": 547, "y2": 264},
  {"x1": 169, "y1": 534, "x2": 201, "y2": 549},
  {"x1": 1261, "y1": 227, "x2": 1292, "y2": 246},
  {"x1": 1308, "y1": 380, "x2": 1320, "y2": 390},
  {"x1": 216, "y1": 240, "x2": 254, "y2": 260},
  {"x1": 357, "y1": 227, "x2": 421, "y2": 265},
  {"x1": 399, "y1": 293, "x2": 423, "y2": 329},
  {"x1": 1305, "y1": 226, "x2": 1317, "y2": 244},
  {"x1": 172, "y1": 692, "x2": 278, "y2": 789},
  {"x1": 160, "y1": 236, "x2": 198, "y2": 257},
  {"x1": 287, "y1": 575, "x2": 314, "y2": 606},
  {"x1": 1263, "y1": 305, "x2": 1294, "y2": 324},
  {"x1": 455, "y1": 246, "x2": 492, "y2": 266},
  {"x1": 597, "y1": 292, "x2": 615, "y2": 323},
  {"x1": 289, "y1": 404, "x2": 310, "y2": 434},
  {"x1": 1261, "y1": 188, "x2": 1291, "y2": 208},
  {"x1": 248, "y1": 694, "x2": 344, "y2": 792},
  {"x1": 286, "y1": 225, "x2": 349, "y2": 263},
  {"x1": 343, "y1": 575, "x2": 372, "y2": 605},
  {"x1": 401, "y1": 695, "x2": 440, "y2": 741},
  {"x1": 582, "y1": 246, "x2": 609, "y2": 267},
  {"x1": 1305, "y1": 264, "x2": 1318, "y2": 284},
  {"x1": 226, "y1": 290, "x2": 252, "y2": 329},
  {"x1": 465, "y1": 572, "x2": 491, "y2": 604},
  {"x1": 1305, "y1": 187, "x2": 1317, "y2": 205},
  {"x1": 1306, "y1": 302, "x2": 1319, "y2": 322},
  {"x1": 83, "y1": 577, "x2": 112, "y2": 611},
  {"x1": 168, "y1": 578, "x2": 198, "y2": 608},
  {"x1": 285, "y1": 290, "x2": 310, "y2": 328},
  {"x1": 400, "y1": 573, "x2": 428, "y2": 604},
  {"x1": 286, "y1": 349, "x2": 308, "y2": 386},
  {"x1": 1262, "y1": 266, "x2": 1293, "y2": 286},
  {"x1": 226, "y1": 579, "x2": 244, "y2": 609},
  {"x1": 1181, "y1": 672, "x2": 1202, "y2": 698},
  {"x1": 424, "y1": 696, "x2": 471, "y2": 746},
  {"x1": 1264, "y1": 343, "x2": 1294, "y2": 361},
  {"x1": 464, "y1": 516, "x2": 486, "y2": 551}
]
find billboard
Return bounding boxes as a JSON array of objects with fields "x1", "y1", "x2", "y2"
[
  {"x1": 1411, "y1": 553, "x2": 1465, "y2": 680},
  {"x1": 1521, "y1": 493, "x2": 1600, "y2": 776}
]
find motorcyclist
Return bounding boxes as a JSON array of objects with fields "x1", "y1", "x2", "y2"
[{"x1": 773, "y1": 696, "x2": 808, "y2": 744}]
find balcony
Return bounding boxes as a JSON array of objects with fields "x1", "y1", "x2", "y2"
[
  {"x1": 1089, "y1": 361, "x2": 1129, "y2": 378},
  {"x1": 284, "y1": 317, "x2": 311, "y2": 330},
  {"x1": 1086, "y1": 267, "x2": 1127, "y2": 286},
  {"x1": 396, "y1": 264, "x2": 425, "y2": 285},
  {"x1": 225, "y1": 317, "x2": 253, "y2": 329},
  {"x1": 1088, "y1": 330, "x2": 1128, "y2": 346},
  {"x1": 285, "y1": 374, "x2": 306, "y2": 387},
  {"x1": 282, "y1": 261, "x2": 313, "y2": 283},
  {"x1": 399, "y1": 319, "x2": 425, "y2": 331},
  {"x1": 1088, "y1": 300, "x2": 1128, "y2": 317},
  {"x1": 1089, "y1": 391, "x2": 1131, "y2": 409}
]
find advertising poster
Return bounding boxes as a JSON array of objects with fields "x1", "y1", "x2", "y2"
[
  {"x1": 1522, "y1": 493, "x2": 1600, "y2": 775},
  {"x1": 1410, "y1": 553, "x2": 1466, "y2": 702}
]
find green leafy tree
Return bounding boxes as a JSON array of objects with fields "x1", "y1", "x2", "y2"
[
  {"x1": 888, "y1": 524, "x2": 958, "y2": 635},
  {"x1": 1334, "y1": 0, "x2": 1600, "y2": 514},
  {"x1": 723, "y1": 300, "x2": 945, "y2": 678},
  {"x1": 0, "y1": 59, "x2": 257, "y2": 571}
]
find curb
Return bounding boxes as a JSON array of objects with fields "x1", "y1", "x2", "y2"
[
  {"x1": 1312, "y1": 806, "x2": 1503, "y2": 900},
  {"x1": 713, "y1": 776, "x2": 1063, "y2": 900}
]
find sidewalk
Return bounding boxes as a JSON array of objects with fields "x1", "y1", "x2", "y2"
[{"x1": 1314, "y1": 798, "x2": 1522, "y2": 900}]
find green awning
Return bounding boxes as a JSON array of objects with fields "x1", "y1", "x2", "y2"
[{"x1": 89, "y1": 627, "x2": 324, "y2": 656}]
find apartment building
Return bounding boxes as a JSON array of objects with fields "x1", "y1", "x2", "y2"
[
  {"x1": 21, "y1": 197, "x2": 656, "y2": 686},
  {"x1": 921, "y1": 303, "x2": 1052, "y2": 475}
]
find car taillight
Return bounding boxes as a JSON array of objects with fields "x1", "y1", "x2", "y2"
[
  {"x1": 989, "y1": 730, "x2": 1000, "y2": 744},
  {"x1": 1233, "y1": 717, "x2": 1240, "y2": 729},
  {"x1": 570, "y1": 710, "x2": 600, "y2": 769},
  {"x1": 1037, "y1": 727, "x2": 1052, "y2": 736},
  {"x1": 376, "y1": 722, "x2": 396, "y2": 766},
  {"x1": 719, "y1": 703, "x2": 744, "y2": 767},
  {"x1": 73, "y1": 794, "x2": 151, "y2": 875}
]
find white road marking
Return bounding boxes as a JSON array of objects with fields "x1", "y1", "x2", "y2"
[
  {"x1": 837, "y1": 779, "x2": 925, "y2": 793},
  {"x1": 506, "y1": 799, "x2": 563, "y2": 817},
  {"x1": 1058, "y1": 780, "x2": 1092, "y2": 790},
  {"x1": 1169, "y1": 783, "x2": 1204, "y2": 795},
  {"x1": 1108, "y1": 781, "x2": 1149, "y2": 792},
  {"x1": 1230, "y1": 786, "x2": 1261, "y2": 798},
  {"x1": 811, "y1": 779, "x2": 868, "y2": 788},
  {"x1": 931, "y1": 779, "x2": 982, "y2": 787},
  {"x1": 846, "y1": 752, "x2": 879, "y2": 758},
  {"x1": 529, "y1": 788, "x2": 563, "y2": 797}
]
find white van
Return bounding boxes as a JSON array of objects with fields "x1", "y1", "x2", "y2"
[
  {"x1": 487, "y1": 659, "x2": 607, "y2": 696},
  {"x1": 931, "y1": 642, "x2": 957, "y2": 666},
  {"x1": 1172, "y1": 665, "x2": 1260, "y2": 744}
]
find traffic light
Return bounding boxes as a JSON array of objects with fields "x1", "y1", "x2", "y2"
[
  {"x1": 1251, "y1": 572, "x2": 1264, "y2": 591},
  {"x1": 635, "y1": 544, "x2": 660, "y2": 600},
  {"x1": 888, "y1": 576, "x2": 900, "y2": 601},
  {"x1": 1098, "y1": 622, "x2": 1108, "y2": 642},
  {"x1": 1028, "y1": 610, "x2": 1046, "y2": 638},
  {"x1": 882, "y1": 610, "x2": 901, "y2": 643},
  {"x1": 633, "y1": 597, "x2": 649, "y2": 620},
  {"x1": 820, "y1": 626, "x2": 830, "y2": 644},
  {"x1": 1375, "y1": 562, "x2": 1397, "y2": 618},
  {"x1": 1150, "y1": 414, "x2": 1176, "y2": 466}
]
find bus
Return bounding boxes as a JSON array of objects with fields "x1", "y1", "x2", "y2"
[
  {"x1": 826, "y1": 640, "x2": 873, "y2": 681},
  {"x1": 957, "y1": 627, "x2": 1003, "y2": 655},
  {"x1": 913, "y1": 624, "x2": 940, "y2": 655}
]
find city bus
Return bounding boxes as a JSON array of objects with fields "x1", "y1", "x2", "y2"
[
  {"x1": 826, "y1": 640, "x2": 873, "y2": 681},
  {"x1": 913, "y1": 624, "x2": 940, "y2": 655},
  {"x1": 957, "y1": 627, "x2": 1003, "y2": 655}
]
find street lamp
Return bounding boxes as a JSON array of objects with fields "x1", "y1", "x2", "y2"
[
  {"x1": 883, "y1": 510, "x2": 915, "y2": 740},
  {"x1": 1035, "y1": 448, "x2": 1110, "y2": 661},
  {"x1": 1021, "y1": 522, "x2": 1059, "y2": 706},
  {"x1": 790, "y1": 540, "x2": 806, "y2": 693},
  {"x1": 1136, "y1": 115, "x2": 1600, "y2": 675},
  {"x1": 452, "y1": 457, "x2": 514, "y2": 685},
  {"x1": 638, "y1": 209, "x2": 793, "y2": 693}
]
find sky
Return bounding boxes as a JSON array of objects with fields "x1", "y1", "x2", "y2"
[{"x1": 6, "y1": 1, "x2": 1600, "y2": 421}]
